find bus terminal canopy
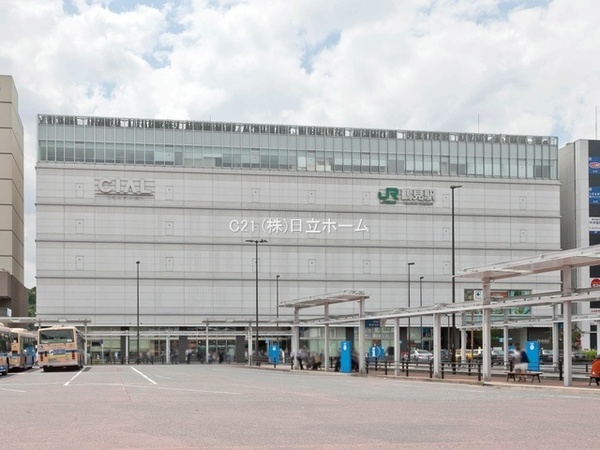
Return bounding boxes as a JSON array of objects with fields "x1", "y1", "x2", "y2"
[
  {"x1": 456, "y1": 244, "x2": 600, "y2": 387},
  {"x1": 279, "y1": 290, "x2": 370, "y2": 310},
  {"x1": 457, "y1": 245, "x2": 600, "y2": 281},
  {"x1": 279, "y1": 290, "x2": 370, "y2": 372}
]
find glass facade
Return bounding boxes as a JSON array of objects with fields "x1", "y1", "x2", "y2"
[{"x1": 37, "y1": 115, "x2": 558, "y2": 179}]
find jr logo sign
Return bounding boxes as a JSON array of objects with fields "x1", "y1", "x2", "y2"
[
  {"x1": 378, "y1": 188, "x2": 399, "y2": 204},
  {"x1": 378, "y1": 188, "x2": 436, "y2": 205}
]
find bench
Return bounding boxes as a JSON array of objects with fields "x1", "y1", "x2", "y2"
[
  {"x1": 506, "y1": 371, "x2": 543, "y2": 383},
  {"x1": 588, "y1": 374, "x2": 600, "y2": 386}
]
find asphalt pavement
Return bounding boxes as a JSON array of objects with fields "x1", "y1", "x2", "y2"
[{"x1": 2, "y1": 363, "x2": 599, "y2": 449}]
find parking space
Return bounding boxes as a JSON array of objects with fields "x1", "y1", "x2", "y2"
[{"x1": 3, "y1": 364, "x2": 600, "y2": 449}]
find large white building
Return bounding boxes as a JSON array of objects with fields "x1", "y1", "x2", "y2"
[
  {"x1": 559, "y1": 139, "x2": 600, "y2": 349},
  {"x1": 36, "y1": 115, "x2": 562, "y2": 359}
]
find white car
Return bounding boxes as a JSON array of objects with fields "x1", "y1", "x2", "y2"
[{"x1": 409, "y1": 349, "x2": 433, "y2": 363}]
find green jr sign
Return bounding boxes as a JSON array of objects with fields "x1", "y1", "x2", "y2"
[{"x1": 378, "y1": 187, "x2": 435, "y2": 205}]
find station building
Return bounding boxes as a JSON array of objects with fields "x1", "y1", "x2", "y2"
[
  {"x1": 35, "y1": 115, "x2": 563, "y2": 360},
  {"x1": 559, "y1": 139, "x2": 600, "y2": 350}
]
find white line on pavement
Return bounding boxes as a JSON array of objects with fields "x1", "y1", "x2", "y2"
[
  {"x1": 0, "y1": 387, "x2": 26, "y2": 393},
  {"x1": 131, "y1": 366, "x2": 157, "y2": 385},
  {"x1": 63, "y1": 369, "x2": 84, "y2": 386}
]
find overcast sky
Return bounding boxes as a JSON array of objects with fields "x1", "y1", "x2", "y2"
[{"x1": 1, "y1": 0, "x2": 599, "y2": 288}]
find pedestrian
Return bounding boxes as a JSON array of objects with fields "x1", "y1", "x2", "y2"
[
  {"x1": 297, "y1": 347, "x2": 306, "y2": 370},
  {"x1": 590, "y1": 354, "x2": 600, "y2": 385},
  {"x1": 185, "y1": 348, "x2": 192, "y2": 364},
  {"x1": 515, "y1": 346, "x2": 529, "y2": 381}
]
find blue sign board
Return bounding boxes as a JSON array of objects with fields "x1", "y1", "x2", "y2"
[
  {"x1": 365, "y1": 319, "x2": 381, "y2": 328},
  {"x1": 268, "y1": 344, "x2": 280, "y2": 364},
  {"x1": 526, "y1": 341, "x2": 540, "y2": 371},
  {"x1": 340, "y1": 341, "x2": 352, "y2": 373},
  {"x1": 369, "y1": 346, "x2": 384, "y2": 358}
]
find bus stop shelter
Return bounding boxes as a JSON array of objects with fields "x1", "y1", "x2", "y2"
[
  {"x1": 456, "y1": 245, "x2": 600, "y2": 386},
  {"x1": 279, "y1": 290, "x2": 370, "y2": 372}
]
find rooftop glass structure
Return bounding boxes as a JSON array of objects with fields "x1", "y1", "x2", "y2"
[{"x1": 38, "y1": 115, "x2": 558, "y2": 179}]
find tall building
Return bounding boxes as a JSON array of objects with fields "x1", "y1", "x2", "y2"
[
  {"x1": 559, "y1": 139, "x2": 600, "y2": 349},
  {"x1": 36, "y1": 115, "x2": 562, "y2": 358},
  {"x1": 0, "y1": 75, "x2": 27, "y2": 318}
]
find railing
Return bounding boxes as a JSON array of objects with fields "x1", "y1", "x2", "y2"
[{"x1": 362, "y1": 357, "x2": 483, "y2": 382}]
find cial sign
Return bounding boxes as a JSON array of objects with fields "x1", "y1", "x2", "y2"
[{"x1": 96, "y1": 178, "x2": 155, "y2": 197}]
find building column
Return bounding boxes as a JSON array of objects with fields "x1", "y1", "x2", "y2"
[
  {"x1": 482, "y1": 278, "x2": 492, "y2": 381},
  {"x1": 433, "y1": 312, "x2": 442, "y2": 378},
  {"x1": 562, "y1": 266, "x2": 573, "y2": 387}
]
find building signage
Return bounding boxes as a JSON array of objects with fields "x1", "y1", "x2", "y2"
[
  {"x1": 229, "y1": 217, "x2": 369, "y2": 234},
  {"x1": 378, "y1": 187, "x2": 435, "y2": 205},
  {"x1": 589, "y1": 157, "x2": 600, "y2": 174},
  {"x1": 95, "y1": 178, "x2": 155, "y2": 197}
]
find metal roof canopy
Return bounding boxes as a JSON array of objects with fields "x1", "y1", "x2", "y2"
[
  {"x1": 456, "y1": 245, "x2": 600, "y2": 281},
  {"x1": 280, "y1": 290, "x2": 370, "y2": 374},
  {"x1": 454, "y1": 244, "x2": 600, "y2": 387},
  {"x1": 279, "y1": 290, "x2": 370, "y2": 310}
]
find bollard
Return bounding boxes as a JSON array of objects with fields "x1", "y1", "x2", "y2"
[
  {"x1": 559, "y1": 358, "x2": 563, "y2": 381},
  {"x1": 429, "y1": 360, "x2": 433, "y2": 378},
  {"x1": 477, "y1": 361, "x2": 482, "y2": 382}
]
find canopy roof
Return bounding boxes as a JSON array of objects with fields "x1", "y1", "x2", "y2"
[{"x1": 456, "y1": 245, "x2": 600, "y2": 281}]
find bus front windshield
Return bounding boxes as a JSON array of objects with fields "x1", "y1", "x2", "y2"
[{"x1": 39, "y1": 329, "x2": 74, "y2": 344}]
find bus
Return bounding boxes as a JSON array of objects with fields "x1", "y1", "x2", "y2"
[
  {"x1": 0, "y1": 323, "x2": 12, "y2": 375},
  {"x1": 37, "y1": 326, "x2": 86, "y2": 371},
  {"x1": 10, "y1": 328, "x2": 37, "y2": 371}
]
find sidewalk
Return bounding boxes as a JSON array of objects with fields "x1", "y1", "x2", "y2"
[{"x1": 247, "y1": 361, "x2": 600, "y2": 393}]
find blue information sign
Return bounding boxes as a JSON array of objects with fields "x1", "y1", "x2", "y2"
[
  {"x1": 526, "y1": 341, "x2": 540, "y2": 371},
  {"x1": 340, "y1": 341, "x2": 352, "y2": 373},
  {"x1": 268, "y1": 344, "x2": 280, "y2": 364},
  {"x1": 369, "y1": 346, "x2": 384, "y2": 358}
]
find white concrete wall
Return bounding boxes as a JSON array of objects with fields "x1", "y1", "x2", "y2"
[{"x1": 36, "y1": 162, "x2": 562, "y2": 328}]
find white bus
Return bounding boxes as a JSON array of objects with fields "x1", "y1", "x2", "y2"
[
  {"x1": 10, "y1": 328, "x2": 37, "y2": 370},
  {"x1": 37, "y1": 326, "x2": 86, "y2": 371},
  {"x1": 0, "y1": 323, "x2": 12, "y2": 375}
]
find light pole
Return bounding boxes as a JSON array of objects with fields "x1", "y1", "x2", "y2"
[
  {"x1": 136, "y1": 260, "x2": 140, "y2": 365},
  {"x1": 419, "y1": 276, "x2": 424, "y2": 348},
  {"x1": 407, "y1": 262, "x2": 414, "y2": 355},
  {"x1": 246, "y1": 239, "x2": 268, "y2": 363},
  {"x1": 450, "y1": 185, "x2": 462, "y2": 366},
  {"x1": 276, "y1": 275, "x2": 280, "y2": 333}
]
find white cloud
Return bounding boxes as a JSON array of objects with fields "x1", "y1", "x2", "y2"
[{"x1": 1, "y1": 0, "x2": 600, "y2": 287}]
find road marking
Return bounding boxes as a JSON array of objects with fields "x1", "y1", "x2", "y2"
[
  {"x1": 0, "y1": 387, "x2": 26, "y2": 393},
  {"x1": 64, "y1": 369, "x2": 84, "y2": 386},
  {"x1": 131, "y1": 367, "x2": 157, "y2": 385},
  {"x1": 126, "y1": 384, "x2": 242, "y2": 395}
]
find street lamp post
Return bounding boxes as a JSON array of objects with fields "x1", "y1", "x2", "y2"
[
  {"x1": 419, "y1": 276, "x2": 424, "y2": 348},
  {"x1": 276, "y1": 274, "x2": 280, "y2": 342},
  {"x1": 246, "y1": 239, "x2": 268, "y2": 364},
  {"x1": 450, "y1": 185, "x2": 462, "y2": 368},
  {"x1": 136, "y1": 260, "x2": 140, "y2": 365},
  {"x1": 407, "y1": 262, "x2": 415, "y2": 355}
]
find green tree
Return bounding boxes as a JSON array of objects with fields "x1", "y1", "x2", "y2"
[{"x1": 28, "y1": 286, "x2": 36, "y2": 317}]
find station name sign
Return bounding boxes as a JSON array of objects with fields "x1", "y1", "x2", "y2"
[
  {"x1": 378, "y1": 187, "x2": 435, "y2": 205},
  {"x1": 96, "y1": 178, "x2": 155, "y2": 197}
]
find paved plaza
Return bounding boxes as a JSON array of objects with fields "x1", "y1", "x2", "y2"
[{"x1": 2, "y1": 364, "x2": 599, "y2": 449}]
